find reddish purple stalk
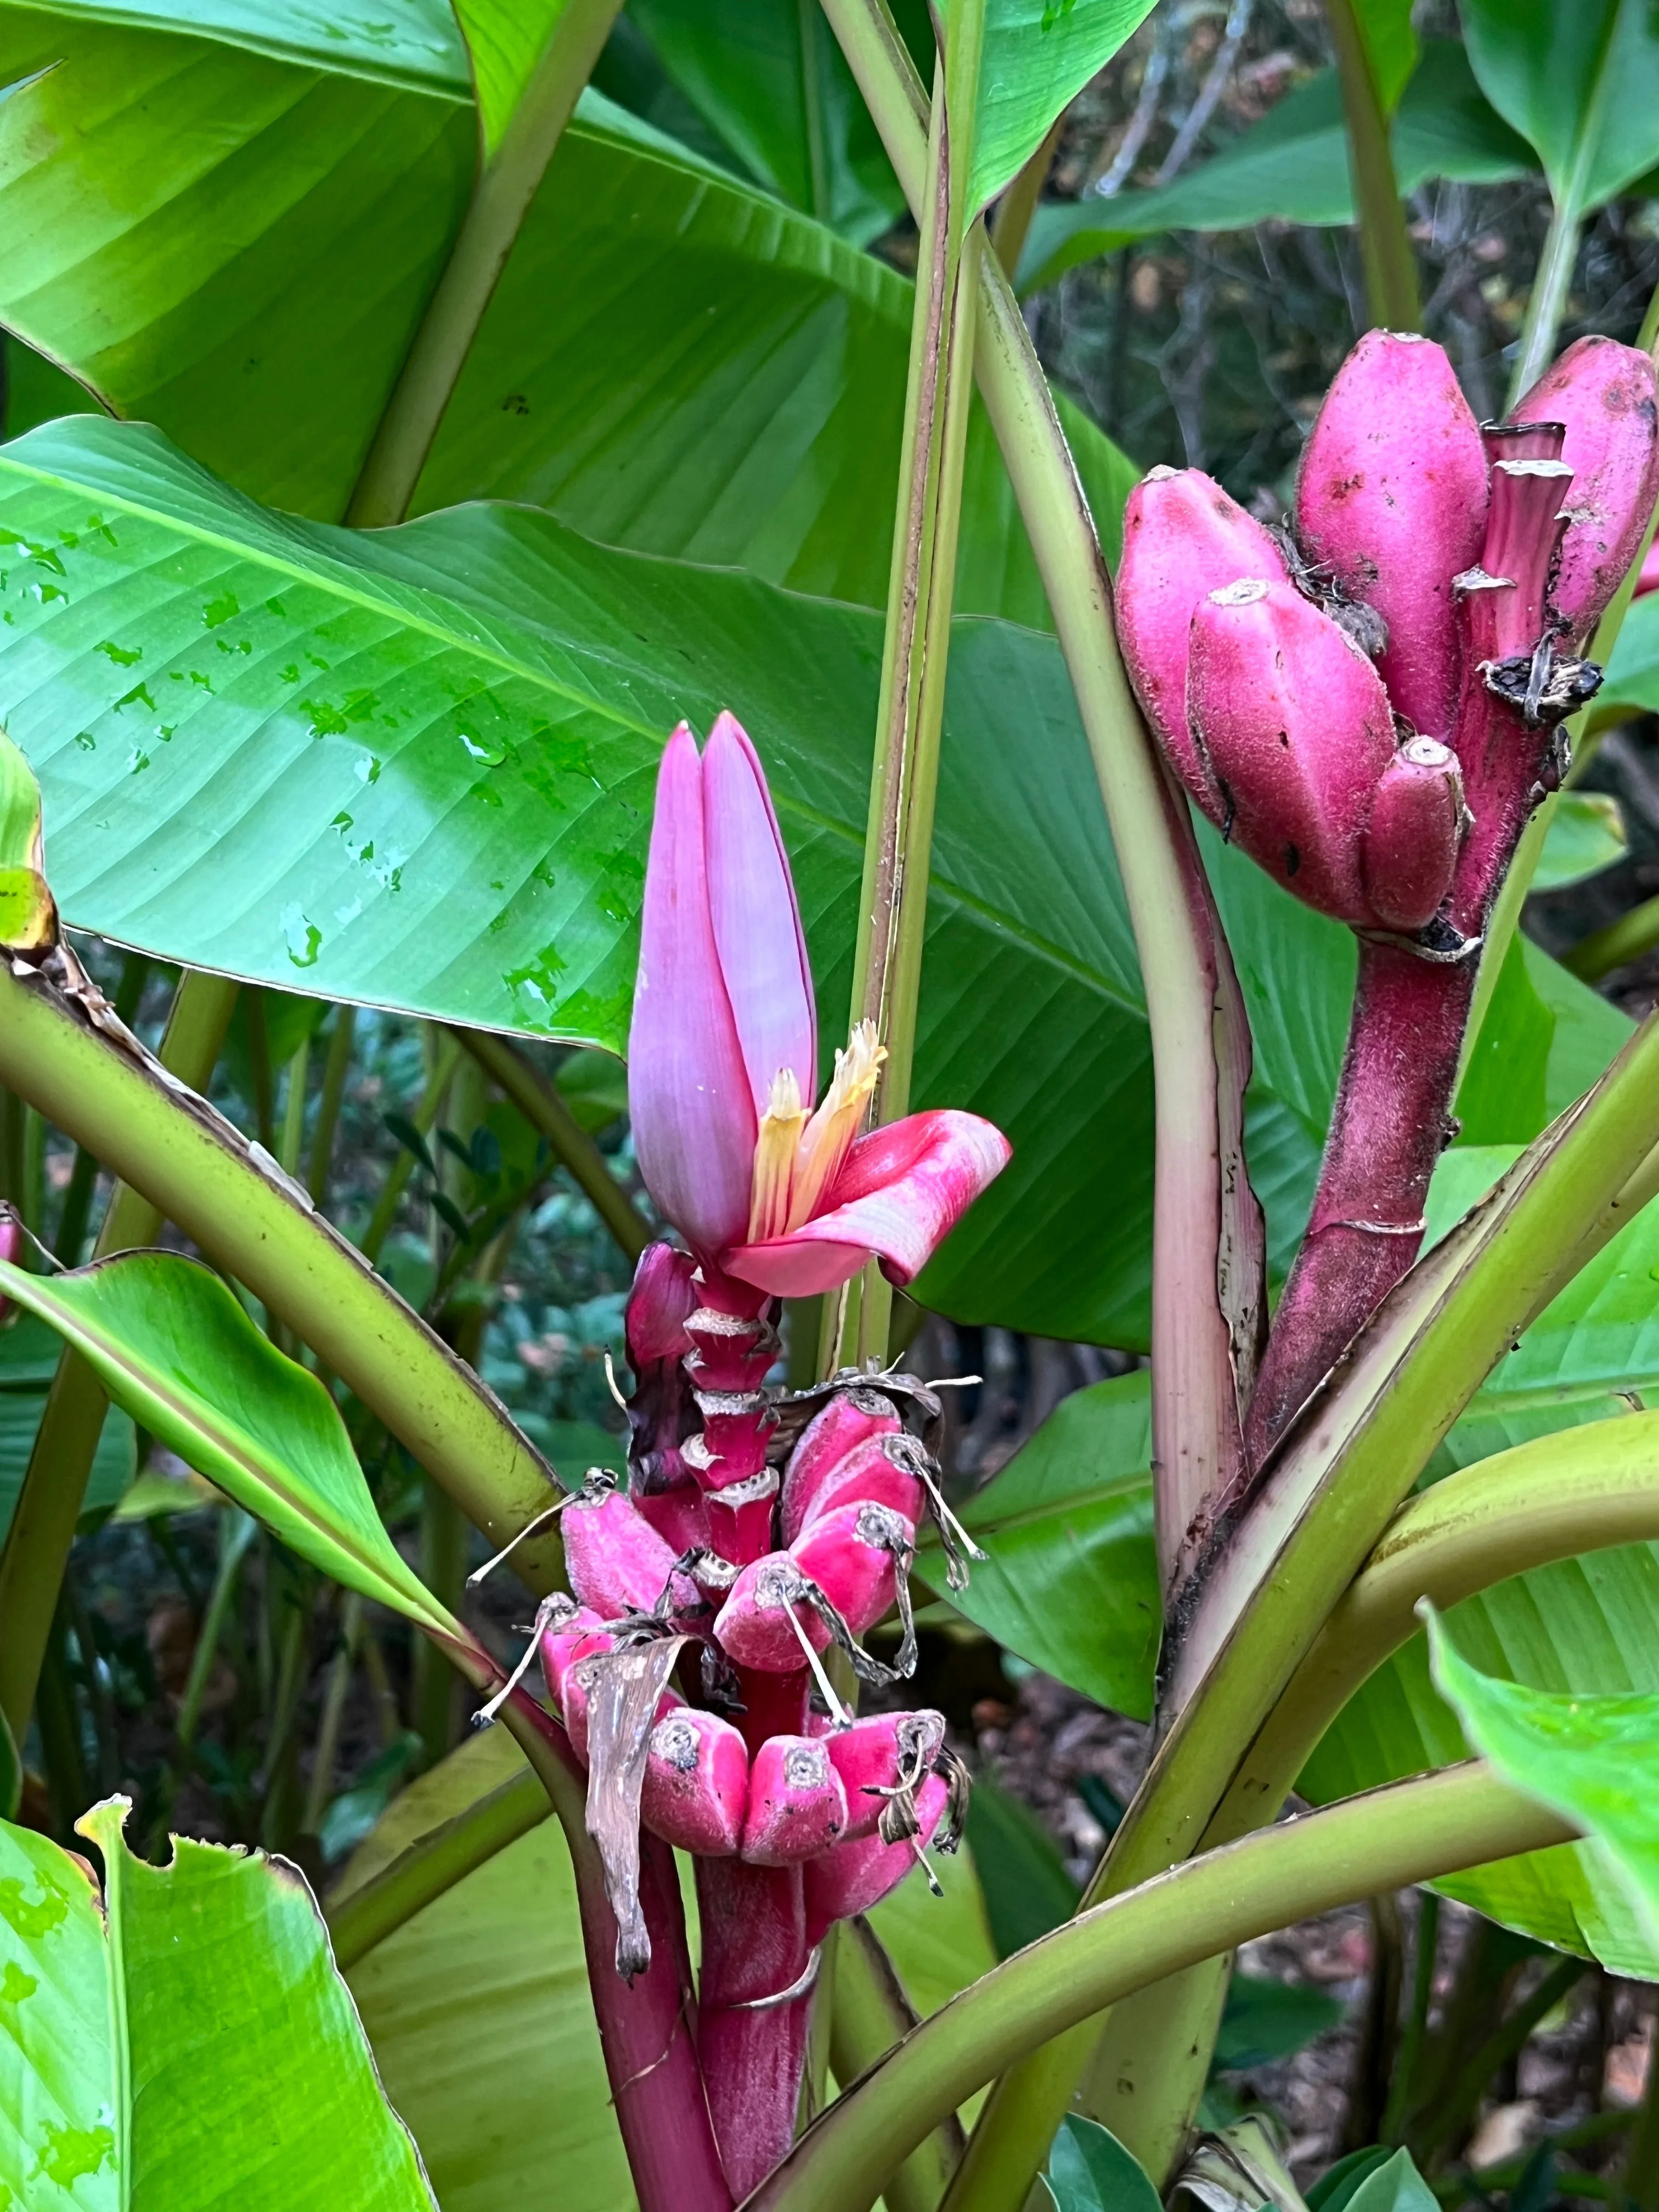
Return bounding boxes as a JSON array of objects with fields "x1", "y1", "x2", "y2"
[{"x1": 573, "y1": 1832, "x2": 735, "y2": 2212}]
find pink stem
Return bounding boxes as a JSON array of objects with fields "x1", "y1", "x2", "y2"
[
  {"x1": 1247, "y1": 661, "x2": 1548, "y2": 1465},
  {"x1": 1244, "y1": 941, "x2": 1474, "y2": 1463},
  {"x1": 498, "y1": 1689, "x2": 732, "y2": 2212},
  {"x1": 695, "y1": 1855, "x2": 815, "y2": 2199},
  {"x1": 572, "y1": 1832, "x2": 735, "y2": 2212}
]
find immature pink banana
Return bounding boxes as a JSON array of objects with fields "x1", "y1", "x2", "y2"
[
  {"x1": 788, "y1": 1432, "x2": 924, "y2": 1542},
  {"x1": 1186, "y1": 578, "x2": 1397, "y2": 923},
  {"x1": 563, "y1": 1490, "x2": 699, "y2": 1626},
  {"x1": 803, "y1": 1773, "x2": 951, "y2": 1941},
  {"x1": 740, "y1": 1736, "x2": 850, "y2": 1865},
  {"x1": 1115, "y1": 467, "x2": 1289, "y2": 808},
  {"x1": 1510, "y1": 335, "x2": 1659, "y2": 642},
  {"x1": 642, "y1": 1708, "x2": 749, "y2": 1855},
  {"x1": 1361, "y1": 737, "x2": 1466, "y2": 932},
  {"x1": 825, "y1": 1711, "x2": 947, "y2": 1842},
  {"x1": 1297, "y1": 329, "x2": 1489, "y2": 741},
  {"x1": 778, "y1": 1390, "x2": 904, "y2": 1543}
]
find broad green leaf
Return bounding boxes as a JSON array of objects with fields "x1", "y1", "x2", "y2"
[
  {"x1": 1454, "y1": 938, "x2": 1553, "y2": 1147},
  {"x1": 0, "y1": 1249, "x2": 459, "y2": 1635},
  {"x1": 965, "y1": 0, "x2": 1160, "y2": 215},
  {"x1": 0, "y1": 2, "x2": 1133, "y2": 620},
  {"x1": 867, "y1": 1827, "x2": 998, "y2": 2020},
  {"x1": 964, "y1": 1771, "x2": 1079, "y2": 1959},
  {"x1": 1533, "y1": 792, "x2": 1627, "y2": 891},
  {"x1": 556, "y1": 1046, "x2": 628, "y2": 1131},
  {"x1": 1302, "y1": 1500, "x2": 1659, "y2": 1972},
  {"x1": 453, "y1": 0, "x2": 566, "y2": 156},
  {"x1": 1019, "y1": 46, "x2": 1534, "y2": 294},
  {"x1": 1601, "y1": 585, "x2": 1659, "y2": 716},
  {"x1": 1306, "y1": 2151, "x2": 1395, "y2": 2212},
  {"x1": 0, "y1": 415, "x2": 1267, "y2": 1345},
  {"x1": 924, "y1": 1370, "x2": 1159, "y2": 1719},
  {"x1": 337, "y1": 1727, "x2": 634, "y2": 2212},
  {"x1": 1428, "y1": 1609, "x2": 1659, "y2": 1945},
  {"x1": 1045, "y1": 2117, "x2": 1161, "y2": 2212},
  {"x1": 1342, "y1": 2151, "x2": 1438, "y2": 2212},
  {"x1": 1460, "y1": 0, "x2": 1659, "y2": 213},
  {"x1": 0, "y1": 333, "x2": 95, "y2": 442},
  {"x1": 623, "y1": 0, "x2": 917, "y2": 242},
  {"x1": 1214, "y1": 1972, "x2": 1342, "y2": 2073},
  {"x1": 24, "y1": 0, "x2": 470, "y2": 92},
  {"x1": 0, "y1": 1798, "x2": 434, "y2": 2208},
  {"x1": 0, "y1": 1387, "x2": 135, "y2": 1542},
  {"x1": 1354, "y1": 0, "x2": 1417, "y2": 116}
]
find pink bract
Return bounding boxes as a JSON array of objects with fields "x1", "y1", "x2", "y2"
[{"x1": 629, "y1": 714, "x2": 1009, "y2": 1297}]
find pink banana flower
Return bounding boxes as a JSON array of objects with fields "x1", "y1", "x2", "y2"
[{"x1": 629, "y1": 712, "x2": 1009, "y2": 1299}]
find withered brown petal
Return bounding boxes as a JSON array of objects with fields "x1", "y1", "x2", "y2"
[{"x1": 579, "y1": 1633, "x2": 689, "y2": 1979}]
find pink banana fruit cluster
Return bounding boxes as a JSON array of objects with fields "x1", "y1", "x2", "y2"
[
  {"x1": 548, "y1": 1340, "x2": 962, "y2": 1919},
  {"x1": 1118, "y1": 331, "x2": 1659, "y2": 951},
  {"x1": 528, "y1": 711, "x2": 1008, "y2": 2196}
]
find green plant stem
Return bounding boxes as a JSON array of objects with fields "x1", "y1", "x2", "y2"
[
  {"x1": 960, "y1": 1009, "x2": 1659, "y2": 2206},
  {"x1": 1324, "y1": 0, "x2": 1419, "y2": 329},
  {"x1": 261, "y1": 1580, "x2": 311, "y2": 1851},
  {"x1": 362, "y1": 1030, "x2": 461, "y2": 1264},
  {"x1": 176, "y1": 1509, "x2": 256, "y2": 1748},
  {"x1": 21, "y1": 1105, "x2": 44, "y2": 1240},
  {"x1": 1566, "y1": 891, "x2": 1659, "y2": 981},
  {"x1": 1418, "y1": 1953, "x2": 1585, "y2": 2165},
  {"x1": 61, "y1": 951, "x2": 150, "y2": 1242},
  {"x1": 278, "y1": 1031, "x2": 311, "y2": 1178},
  {"x1": 413, "y1": 1481, "x2": 467, "y2": 1765},
  {"x1": 302, "y1": 1589, "x2": 361, "y2": 1835},
  {"x1": 0, "y1": 957, "x2": 565, "y2": 1652},
  {"x1": 1383, "y1": 1890, "x2": 1438, "y2": 2145},
  {"x1": 454, "y1": 1027, "x2": 650, "y2": 1261},
  {"x1": 344, "y1": 0, "x2": 624, "y2": 527},
  {"x1": 1216, "y1": 1407, "x2": 1659, "y2": 1842},
  {"x1": 246, "y1": 990, "x2": 275, "y2": 1152},
  {"x1": 750, "y1": 1765, "x2": 1575, "y2": 2212},
  {"x1": 308, "y1": 1005, "x2": 357, "y2": 1207},
  {"x1": 819, "y1": 0, "x2": 1261, "y2": 1576},
  {"x1": 830, "y1": 1914, "x2": 966, "y2": 2212},
  {"x1": 830, "y1": 7, "x2": 985, "y2": 1374},
  {"x1": 989, "y1": 117, "x2": 1060, "y2": 280},
  {"x1": 0, "y1": 969, "x2": 238, "y2": 1743},
  {"x1": 325, "y1": 1763, "x2": 550, "y2": 1968},
  {"x1": 1078, "y1": 1956, "x2": 1231, "y2": 2183}
]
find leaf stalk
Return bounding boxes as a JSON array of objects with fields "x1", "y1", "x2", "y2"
[{"x1": 345, "y1": 0, "x2": 624, "y2": 528}]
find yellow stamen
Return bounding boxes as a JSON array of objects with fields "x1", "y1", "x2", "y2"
[
  {"x1": 747, "y1": 1068, "x2": 807, "y2": 1241},
  {"x1": 787, "y1": 1021, "x2": 885, "y2": 1230}
]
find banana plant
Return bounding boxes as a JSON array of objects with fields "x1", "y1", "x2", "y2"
[{"x1": 4, "y1": 1, "x2": 1659, "y2": 2208}]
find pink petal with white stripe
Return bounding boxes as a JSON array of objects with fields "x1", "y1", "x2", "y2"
[
  {"x1": 628, "y1": 725, "x2": 755, "y2": 1256},
  {"x1": 721, "y1": 1109, "x2": 1011, "y2": 1296}
]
